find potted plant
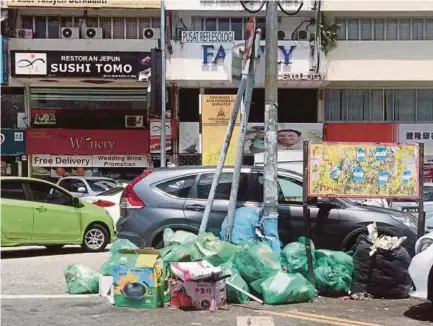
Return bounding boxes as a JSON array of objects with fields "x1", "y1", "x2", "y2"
[{"x1": 320, "y1": 16, "x2": 340, "y2": 54}]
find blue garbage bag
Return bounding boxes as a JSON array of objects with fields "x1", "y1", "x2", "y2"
[{"x1": 220, "y1": 206, "x2": 262, "y2": 245}]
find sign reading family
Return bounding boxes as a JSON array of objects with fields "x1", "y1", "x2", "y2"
[
  {"x1": 181, "y1": 31, "x2": 234, "y2": 43},
  {"x1": 11, "y1": 51, "x2": 151, "y2": 78},
  {"x1": 202, "y1": 44, "x2": 296, "y2": 65},
  {"x1": 6, "y1": 0, "x2": 160, "y2": 8}
]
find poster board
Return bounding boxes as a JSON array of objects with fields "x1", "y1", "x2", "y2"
[{"x1": 307, "y1": 141, "x2": 420, "y2": 199}]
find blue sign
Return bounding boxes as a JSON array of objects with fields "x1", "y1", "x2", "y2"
[
  {"x1": 202, "y1": 44, "x2": 296, "y2": 65},
  {"x1": 1, "y1": 129, "x2": 26, "y2": 155},
  {"x1": 0, "y1": 36, "x2": 8, "y2": 85}
]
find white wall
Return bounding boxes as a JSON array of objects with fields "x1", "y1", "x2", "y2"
[
  {"x1": 327, "y1": 41, "x2": 433, "y2": 84},
  {"x1": 322, "y1": 1, "x2": 433, "y2": 12},
  {"x1": 9, "y1": 39, "x2": 159, "y2": 52}
]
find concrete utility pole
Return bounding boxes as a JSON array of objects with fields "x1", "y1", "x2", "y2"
[
  {"x1": 263, "y1": 1, "x2": 279, "y2": 224},
  {"x1": 160, "y1": 0, "x2": 167, "y2": 167}
]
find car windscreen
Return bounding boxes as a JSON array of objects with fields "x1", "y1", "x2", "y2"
[
  {"x1": 97, "y1": 187, "x2": 124, "y2": 197},
  {"x1": 86, "y1": 179, "x2": 116, "y2": 192}
]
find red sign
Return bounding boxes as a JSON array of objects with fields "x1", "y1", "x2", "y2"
[
  {"x1": 324, "y1": 123, "x2": 398, "y2": 142},
  {"x1": 26, "y1": 129, "x2": 150, "y2": 155},
  {"x1": 424, "y1": 165, "x2": 433, "y2": 183}
]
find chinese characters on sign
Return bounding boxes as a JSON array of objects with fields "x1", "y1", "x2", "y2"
[
  {"x1": 404, "y1": 132, "x2": 432, "y2": 141},
  {"x1": 399, "y1": 124, "x2": 433, "y2": 147}
]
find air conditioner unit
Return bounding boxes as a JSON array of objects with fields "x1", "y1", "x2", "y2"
[
  {"x1": 16, "y1": 29, "x2": 33, "y2": 39},
  {"x1": 84, "y1": 27, "x2": 103, "y2": 39},
  {"x1": 143, "y1": 28, "x2": 160, "y2": 40},
  {"x1": 61, "y1": 27, "x2": 79, "y2": 39},
  {"x1": 294, "y1": 30, "x2": 310, "y2": 41},
  {"x1": 125, "y1": 115, "x2": 144, "y2": 128}
]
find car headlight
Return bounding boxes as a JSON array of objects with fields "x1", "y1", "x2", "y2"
[
  {"x1": 417, "y1": 238, "x2": 433, "y2": 254},
  {"x1": 390, "y1": 214, "x2": 417, "y2": 230}
]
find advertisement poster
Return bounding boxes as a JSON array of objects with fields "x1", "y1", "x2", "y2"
[
  {"x1": 179, "y1": 122, "x2": 200, "y2": 154},
  {"x1": 307, "y1": 142, "x2": 420, "y2": 199},
  {"x1": 149, "y1": 119, "x2": 172, "y2": 154},
  {"x1": 244, "y1": 123, "x2": 323, "y2": 154},
  {"x1": 201, "y1": 95, "x2": 239, "y2": 165}
]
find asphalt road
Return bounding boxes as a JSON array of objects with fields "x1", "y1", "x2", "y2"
[{"x1": 1, "y1": 246, "x2": 433, "y2": 326}]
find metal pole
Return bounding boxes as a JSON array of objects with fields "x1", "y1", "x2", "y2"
[
  {"x1": 224, "y1": 32, "x2": 260, "y2": 241},
  {"x1": 160, "y1": 0, "x2": 167, "y2": 167},
  {"x1": 199, "y1": 77, "x2": 247, "y2": 233},
  {"x1": 263, "y1": 1, "x2": 279, "y2": 226},
  {"x1": 418, "y1": 143, "x2": 425, "y2": 239}
]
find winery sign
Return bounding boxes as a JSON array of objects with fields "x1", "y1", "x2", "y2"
[{"x1": 11, "y1": 51, "x2": 151, "y2": 78}]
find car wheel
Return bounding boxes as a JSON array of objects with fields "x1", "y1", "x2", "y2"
[
  {"x1": 82, "y1": 224, "x2": 109, "y2": 252},
  {"x1": 45, "y1": 245, "x2": 64, "y2": 251}
]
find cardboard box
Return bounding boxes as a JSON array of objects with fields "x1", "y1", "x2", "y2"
[
  {"x1": 113, "y1": 248, "x2": 164, "y2": 309},
  {"x1": 168, "y1": 279, "x2": 227, "y2": 311}
]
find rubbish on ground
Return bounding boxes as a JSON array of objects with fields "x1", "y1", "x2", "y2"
[
  {"x1": 99, "y1": 275, "x2": 114, "y2": 297},
  {"x1": 195, "y1": 233, "x2": 240, "y2": 266},
  {"x1": 64, "y1": 264, "x2": 101, "y2": 295},
  {"x1": 220, "y1": 260, "x2": 250, "y2": 304},
  {"x1": 226, "y1": 280, "x2": 263, "y2": 304},
  {"x1": 351, "y1": 292, "x2": 373, "y2": 300},
  {"x1": 281, "y1": 237, "x2": 315, "y2": 276},
  {"x1": 314, "y1": 250, "x2": 354, "y2": 296},
  {"x1": 351, "y1": 223, "x2": 412, "y2": 299},
  {"x1": 112, "y1": 248, "x2": 164, "y2": 308},
  {"x1": 159, "y1": 242, "x2": 203, "y2": 263},
  {"x1": 367, "y1": 222, "x2": 407, "y2": 256},
  {"x1": 100, "y1": 238, "x2": 138, "y2": 276},
  {"x1": 250, "y1": 271, "x2": 316, "y2": 304},
  {"x1": 220, "y1": 206, "x2": 262, "y2": 245},
  {"x1": 163, "y1": 228, "x2": 197, "y2": 247},
  {"x1": 170, "y1": 260, "x2": 222, "y2": 281},
  {"x1": 168, "y1": 278, "x2": 227, "y2": 311},
  {"x1": 233, "y1": 242, "x2": 281, "y2": 283}
]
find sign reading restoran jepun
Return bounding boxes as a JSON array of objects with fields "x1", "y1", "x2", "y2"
[{"x1": 6, "y1": 0, "x2": 160, "y2": 8}]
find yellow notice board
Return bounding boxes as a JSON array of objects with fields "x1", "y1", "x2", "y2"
[
  {"x1": 201, "y1": 95, "x2": 239, "y2": 165},
  {"x1": 307, "y1": 141, "x2": 420, "y2": 199},
  {"x1": 6, "y1": 0, "x2": 160, "y2": 8}
]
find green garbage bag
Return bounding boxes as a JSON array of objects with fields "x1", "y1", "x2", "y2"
[
  {"x1": 251, "y1": 271, "x2": 316, "y2": 304},
  {"x1": 281, "y1": 237, "x2": 315, "y2": 276},
  {"x1": 315, "y1": 249, "x2": 354, "y2": 270},
  {"x1": 163, "y1": 228, "x2": 197, "y2": 247},
  {"x1": 64, "y1": 264, "x2": 101, "y2": 294},
  {"x1": 233, "y1": 242, "x2": 281, "y2": 283},
  {"x1": 220, "y1": 260, "x2": 249, "y2": 304},
  {"x1": 314, "y1": 253, "x2": 354, "y2": 295},
  {"x1": 100, "y1": 238, "x2": 138, "y2": 276},
  {"x1": 159, "y1": 242, "x2": 203, "y2": 263},
  {"x1": 195, "y1": 233, "x2": 240, "y2": 266}
]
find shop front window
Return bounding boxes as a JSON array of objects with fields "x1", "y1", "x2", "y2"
[
  {"x1": 30, "y1": 88, "x2": 147, "y2": 129},
  {"x1": 325, "y1": 89, "x2": 433, "y2": 122},
  {"x1": 1, "y1": 88, "x2": 26, "y2": 128}
]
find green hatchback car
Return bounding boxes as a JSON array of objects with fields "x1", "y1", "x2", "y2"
[{"x1": 1, "y1": 177, "x2": 115, "y2": 251}]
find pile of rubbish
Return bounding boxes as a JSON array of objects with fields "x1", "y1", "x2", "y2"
[{"x1": 63, "y1": 217, "x2": 412, "y2": 310}]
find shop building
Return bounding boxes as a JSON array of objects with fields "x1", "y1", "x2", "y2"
[
  {"x1": 4, "y1": 0, "x2": 163, "y2": 180},
  {"x1": 165, "y1": 0, "x2": 327, "y2": 165},
  {"x1": 321, "y1": 2, "x2": 433, "y2": 179}
]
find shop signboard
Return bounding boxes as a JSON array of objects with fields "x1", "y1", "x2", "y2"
[
  {"x1": 325, "y1": 123, "x2": 398, "y2": 143},
  {"x1": 399, "y1": 123, "x2": 433, "y2": 146},
  {"x1": 166, "y1": 0, "x2": 313, "y2": 11},
  {"x1": 167, "y1": 41, "x2": 326, "y2": 86},
  {"x1": 244, "y1": 123, "x2": 323, "y2": 154},
  {"x1": 1, "y1": 128, "x2": 26, "y2": 155},
  {"x1": 26, "y1": 129, "x2": 150, "y2": 155},
  {"x1": 32, "y1": 154, "x2": 148, "y2": 168},
  {"x1": 307, "y1": 141, "x2": 420, "y2": 199},
  {"x1": 201, "y1": 94, "x2": 239, "y2": 165},
  {"x1": 181, "y1": 31, "x2": 234, "y2": 43},
  {"x1": 149, "y1": 119, "x2": 172, "y2": 153},
  {"x1": 6, "y1": 0, "x2": 160, "y2": 8},
  {"x1": 11, "y1": 51, "x2": 151, "y2": 79}
]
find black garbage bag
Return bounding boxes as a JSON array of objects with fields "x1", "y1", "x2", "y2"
[{"x1": 351, "y1": 234, "x2": 412, "y2": 299}]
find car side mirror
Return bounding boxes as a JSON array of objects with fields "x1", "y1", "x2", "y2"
[
  {"x1": 77, "y1": 186, "x2": 87, "y2": 193},
  {"x1": 72, "y1": 197, "x2": 80, "y2": 207}
]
